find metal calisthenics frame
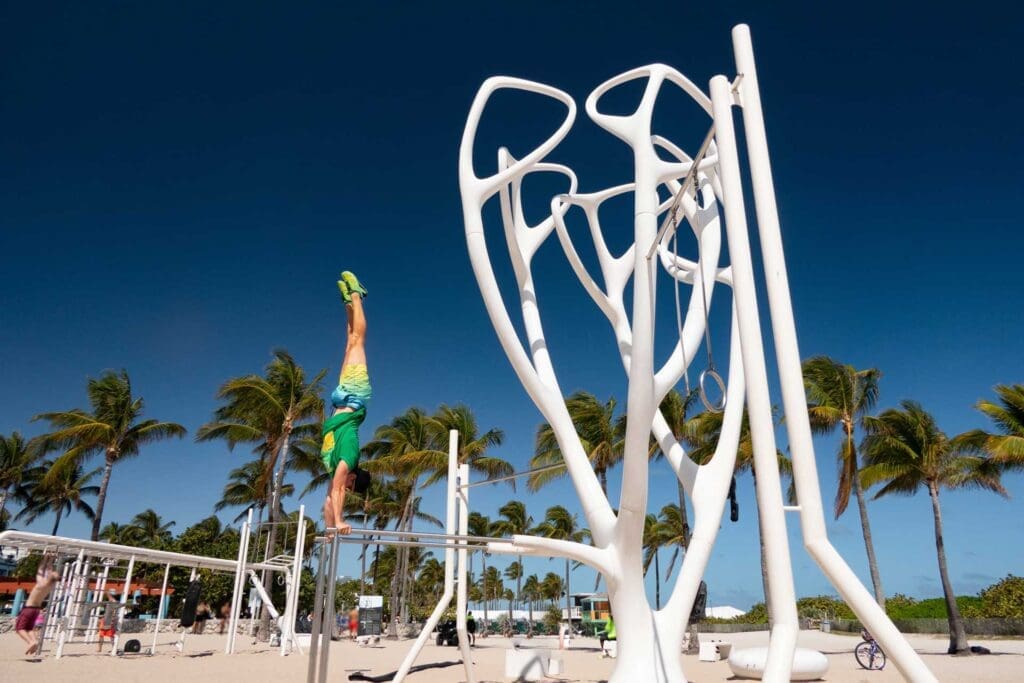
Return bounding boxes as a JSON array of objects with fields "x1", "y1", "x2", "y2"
[
  {"x1": 0, "y1": 507, "x2": 306, "y2": 660},
  {"x1": 306, "y1": 429, "x2": 562, "y2": 683}
]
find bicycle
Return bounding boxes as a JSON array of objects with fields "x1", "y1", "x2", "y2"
[{"x1": 854, "y1": 630, "x2": 886, "y2": 670}]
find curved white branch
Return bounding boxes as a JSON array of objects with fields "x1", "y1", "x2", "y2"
[{"x1": 492, "y1": 535, "x2": 613, "y2": 576}]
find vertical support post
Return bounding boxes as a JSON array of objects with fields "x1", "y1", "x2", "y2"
[
  {"x1": 393, "y1": 429, "x2": 460, "y2": 683},
  {"x1": 456, "y1": 462, "x2": 475, "y2": 683},
  {"x1": 226, "y1": 511, "x2": 251, "y2": 654},
  {"x1": 729, "y1": 24, "x2": 938, "y2": 683},
  {"x1": 151, "y1": 563, "x2": 171, "y2": 655},
  {"x1": 40, "y1": 554, "x2": 73, "y2": 659},
  {"x1": 176, "y1": 566, "x2": 198, "y2": 654},
  {"x1": 317, "y1": 535, "x2": 340, "y2": 683},
  {"x1": 87, "y1": 564, "x2": 111, "y2": 643},
  {"x1": 281, "y1": 504, "x2": 306, "y2": 655},
  {"x1": 306, "y1": 538, "x2": 330, "y2": 683},
  {"x1": 56, "y1": 552, "x2": 86, "y2": 659},
  {"x1": 111, "y1": 555, "x2": 135, "y2": 656},
  {"x1": 710, "y1": 73, "x2": 799, "y2": 682}
]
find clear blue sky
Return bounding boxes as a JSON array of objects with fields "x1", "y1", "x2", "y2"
[{"x1": 1, "y1": 2, "x2": 1021, "y2": 610}]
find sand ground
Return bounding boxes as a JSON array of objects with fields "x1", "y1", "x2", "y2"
[{"x1": 3, "y1": 628, "x2": 1023, "y2": 682}]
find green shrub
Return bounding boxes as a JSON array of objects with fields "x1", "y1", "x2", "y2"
[
  {"x1": 980, "y1": 575, "x2": 1024, "y2": 618},
  {"x1": 542, "y1": 606, "x2": 562, "y2": 632}
]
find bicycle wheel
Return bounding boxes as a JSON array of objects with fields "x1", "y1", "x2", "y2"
[{"x1": 855, "y1": 641, "x2": 886, "y2": 670}]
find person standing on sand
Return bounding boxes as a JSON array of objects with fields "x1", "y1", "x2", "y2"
[
  {"x1": 322, "y1": 271, "x2": 372, "y2": 536},
  {"x1": 15, "y1": 554, "x2": 60, "y2": 656}
]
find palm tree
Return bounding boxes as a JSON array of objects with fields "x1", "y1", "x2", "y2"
[
  {"x1": 656, "y1": 503, "x2": 688, "y2": 583},
  {"x1": 504, "y1": 561, "x2": 524, "y2": 613},
  {"x1": 956, "y1": 384, "x2": 1024, "y2": 471},
  {"x1": 0, "y1": 432, "x2": 35, "y2": 524},
  {"x1": 197, "y1": 350, "x2": 324, "y2": 638},
  {"x1": 414, "y1": 404, "x2": 511, "y2": 487},
  {"x1": 686, "y1": 407, "x2": 792, "y2": 622},
  {"x1": 532, "y1": 505, "x2": 591, "y2": 627},
  {"x1": 862, "y1": 401, "x2": 1007, "y2": 654},
  {"x1": 654, "y1": 389, "x2": 701, "y2": 550},
  {"x1": 215, "y1": 460, "x2": 293, "y2": 523},
  {"x1": 33, "y1": 370, "x2": 186, "y2": 540},
  {"x1": 16, "y1": 460, "x2": 99, "y2": 535},
  {"x1": 366, "y1": 405, "x2": 507, "y2": 636},
  {"x1": 492, "y1": 501, "x2": 533, "y2": 611},
  {"x1": 643, "y1": 513, "x2": 667, "y2": 609},
  {"x1": 468, "y1": 512, "x2": 495, "y2": 625},
  {"x1": 99, "y1": 521, "x2": 129, "y2": 544},
  {"x1": 530, "y1": 392, "x2": 623, "y2": 494},
  {"x1": 802, "y1": 356, "x2": 886, "y2": 607},
  {"x1": 540, "y1": 572, "x2": 564, "y2": 608},
  {"x1": 197, "y1": 350, "x2": 324, "y2": 530},
  {"x1": 127, "y1": 509, "x2": 176, "y2": 547},
  {"x1": 522, "y1": 574, "x2": 541, "y2": 633}
]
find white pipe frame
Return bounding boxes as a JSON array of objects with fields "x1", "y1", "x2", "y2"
[
  {"x1": 392, "y1": 430, "x2": 475, "y2": 683},
  {"x1": 458, "y1": 26, "x2": 937, "y2": 683},
  {"x1": 729, "y1": 25, "x2": 936, "y2": 682}
]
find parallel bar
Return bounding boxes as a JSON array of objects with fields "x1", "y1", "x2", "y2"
[
  {"x1": 317, "y1": 535, "x2": 340, "y2": 683},
  {"x1": 306, "y1": 539, "x2": 329, "y2": 683},
  {"x1": 326, "y1": 527, "x2": 499, "y2": 545},
  {"x1": 331, "y1": 537, "x2": 487, "y2": 552}
]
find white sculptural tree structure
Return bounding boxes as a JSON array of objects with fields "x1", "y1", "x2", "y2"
[{"x1": 459, "y1": 25, "x2": 937, "y2": 683}]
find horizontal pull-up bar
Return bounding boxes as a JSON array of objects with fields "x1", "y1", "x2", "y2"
[
  {"x1": 323, "y1": 527, "x2": 500, "y2": 545},
  {"x1": 328, "y1": 537, "x2": 488, "y2": 553},
  {"x1": 460, "y1": 462, "x2": 567, "y2": 489}
]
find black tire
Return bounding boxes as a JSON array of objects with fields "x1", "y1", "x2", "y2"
[
  {"x1": 450, "y1": 635, "x2": 458, "y2": 647},
  {"x1": 435, "y1": 634, "x2": 443, "y2": 646},
  {"x1": 855, "y1": 641, "x2": 886, "y2": 670}
]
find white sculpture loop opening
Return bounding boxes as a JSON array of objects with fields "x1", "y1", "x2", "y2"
[{"x1": 459, "y1": 25, "x2": 937, "y2": 683}]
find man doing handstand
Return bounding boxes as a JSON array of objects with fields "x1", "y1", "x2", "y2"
[
  {"x1": 322, "y1": 271, "x2": 372, "y2": 535},
  {"x1": 15, "y1": 553, "x2": 60, "y2": 656}
]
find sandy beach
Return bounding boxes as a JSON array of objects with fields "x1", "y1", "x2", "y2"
[{"x1": 3, "y1": 629, "x2": 1023, "y2": 682}]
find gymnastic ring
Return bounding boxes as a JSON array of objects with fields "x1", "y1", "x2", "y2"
[
  {"x1": 699, "y1": 368, "x2": 727, "y2": 413},
  {"x1": 277, "y1": 574, "x2": 286, "y2": 586}
]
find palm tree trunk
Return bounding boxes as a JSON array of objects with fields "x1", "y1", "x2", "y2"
[
  {"x1": 52, "y1": 506, "x2": 64, "y2": 536},
  {"x1": 677, "y1": 480, "x2": 691, "y2": 548},
  {"x1": 753, "y1": 476, "x2": 773, "y2": 624},
  {"x1": 654, "y1": 547, "x2": 661, "y2": 609},
  {"x1": 0, "y1": 488, "x2": 8, "y2": 526},
  {"x1": 928, "y1": 483, "x2": 969, "y2": 654},
  {"x1": 90, "y1": 456, "x2": 115, "y2": 541},
  {"x1": 853, "y1": 469, "x2": 885, "y2": 609},
  {"x1": 564, "y1": 559, "x2": 571, "y2": 629},
  {"x1": 481, "y1": 553, "x2": 489, "y2": 628},
  {"x1": 388, "y1": 496, "x2": 414, "y2": 638},
  {"x1": 260, "y1": 431, "x2": 291, "y2": 640}
]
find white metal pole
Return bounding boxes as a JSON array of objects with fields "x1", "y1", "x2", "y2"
[
  {"x1": 730, "y1": 24, "x2": 938, "y2": 683},
  {"x1": 393, "y1": 430, "x2": 461, "y2": 683},
  {"x1": 284, "y1": 507, "x2": 307, "y2": 655},
  {"x1": 227, "y1": 511, "x2": 252, "y2": 654},
  {"x1": 456, "y1": 461, "x2": 475, "y2": 683},
  {"x1": 87, "y1": 564, "x2": 110, "y2": 644},
  {"x1": 151, "y1": 563, "x2": 171, "y2": 655},
  {"x1": 710, "y1": 73, "x2": 799, "y2": 682},
  {"x1": 111, "y1": 555, "x2": 135, "y2": 656}
]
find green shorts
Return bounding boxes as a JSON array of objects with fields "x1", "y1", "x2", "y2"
[{"x1": 321, "y1": 407, "x2": 366, "y2": 478}]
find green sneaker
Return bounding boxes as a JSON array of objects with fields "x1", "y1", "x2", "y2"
[
  {"x1": 337, "y1": 278, "x2": 352, "y2": 304},
  {"x1": 341, "y1": 271, "x2": 368, "y2": 299}
]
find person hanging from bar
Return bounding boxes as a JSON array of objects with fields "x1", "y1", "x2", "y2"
[
  {"x1": 15, "y1": 552, "x2": 60, "y2": 656},
  {"x1": 322, "y1": 271, "x2": 373, "y2": 536}
]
